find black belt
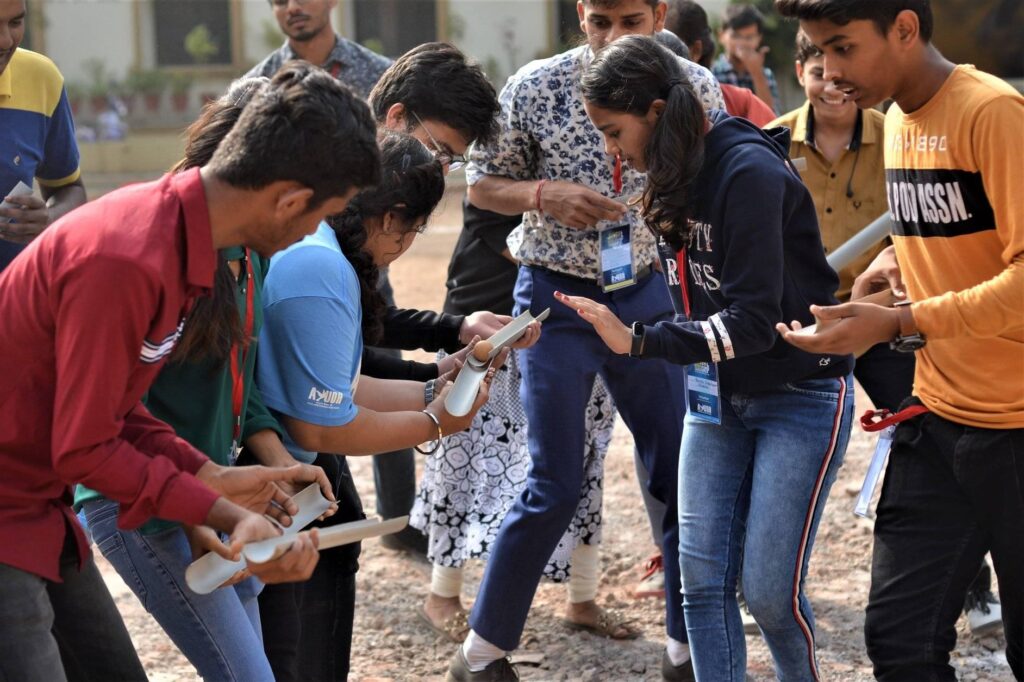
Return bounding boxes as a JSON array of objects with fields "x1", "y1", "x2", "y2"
[{"x1": 533, "y1": 262, "x2": 655, "y2": 287}]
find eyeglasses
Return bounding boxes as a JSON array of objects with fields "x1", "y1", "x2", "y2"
[{"x1": 411, "y1": 111, "x2": 467, "y2": 171}]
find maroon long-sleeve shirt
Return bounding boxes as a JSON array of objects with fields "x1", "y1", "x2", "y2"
[{"x1": 0, "y1": 168, "x2": 222, "y2": 581}]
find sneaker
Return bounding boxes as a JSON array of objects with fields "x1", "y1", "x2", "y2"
[
  {"x1": 446, "y1": 647, "x2": 519, "y2": 682},
  {"x1": 634, "y1": 553, "x2": 666, "y2": 599},
  {"x1": 661, "y1": 651, "x2": 696, "y2": 681},
  {"x1": 965, "y1": 588, "x2": 1003, "y2": 637}
]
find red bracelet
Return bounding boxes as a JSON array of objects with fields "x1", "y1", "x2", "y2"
[{"x1": 535, "y1": 179, "x2": 547, "y2": 214}]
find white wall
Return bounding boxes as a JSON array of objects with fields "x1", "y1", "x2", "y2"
[
  {"x1": 447, "y1": 0, "x2": 553, "y2": 88},
  {"x1": 43, "y1": 0, "x2": 135, "y2": 83}
]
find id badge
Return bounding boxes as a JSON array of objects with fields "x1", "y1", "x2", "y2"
[
  {"x1": 229, "y1": 440, "x2": 242, "y2": 466},
  {"x1": 685, "y1": 361, "x2": 722, "y2": 425},
  {"x1": 854, "y1": 425, "x2": 894, "y2": 518},
  {"x1": 599, "y1": 223, "x2": 636, "y2": 292}
]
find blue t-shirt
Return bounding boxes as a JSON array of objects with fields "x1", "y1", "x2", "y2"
[
  {"x1": 257, "y1": 223, "x2": 363, "y2": 463},
  {"x1": 0, "y1": 49, "x2": 81, "y2": 271}
]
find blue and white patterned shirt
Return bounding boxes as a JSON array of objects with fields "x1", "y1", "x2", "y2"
[
  {"x1": 467, "y1": 45, "x2": 724, "y2": 281},
  {"x1": 711, "y1": 55, "x2": 780, "y2": 115},
  {"x1": 247, "y1": 35, "x2": 392, "y2": 100}
]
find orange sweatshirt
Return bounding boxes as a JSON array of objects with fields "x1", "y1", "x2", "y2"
[{"x1": 885, "y1": 65, "x2": 1024, "y2": 428}]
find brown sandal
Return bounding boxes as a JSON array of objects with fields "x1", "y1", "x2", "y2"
[
  {"x1": 418, "y1": 605, "x2": 470, "y2": 642},
  {"x1": 561, "y1": 608, "x2": 642, "y2": 640}
]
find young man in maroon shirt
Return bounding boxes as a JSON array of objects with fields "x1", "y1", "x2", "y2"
[{"x1": 0, "y1": 62, "x2": 381, "y2": 680}]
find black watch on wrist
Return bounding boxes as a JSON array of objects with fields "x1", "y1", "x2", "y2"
[
  {"x1": 629, "y1": 321, "x2": 646, "y2": 358},
  {"x1": 890, "y1": 301, "x2": 927, "y2": 353}
]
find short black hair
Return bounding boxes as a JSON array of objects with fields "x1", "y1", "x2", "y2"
[
  {"x1": 209, "y1": 60, "x2": 380, "y2": 211},
  {"x1": 721, "y1": 4, "x2": 766, "y2": 33},
  {"x1": 369, "y1": 42, "x2": 500, "y2": 146},
  {"x1": 584, "y1": 0, "x2": 660, "y2": 7},
  {"x1": 775, "y1": 0, "x2": 934, "y2": 42},
  {"x1": 794, "y1": 29, "x2": 822, "y2": 63},
  {"x1": 666, "y1": 0, "x2": 716, "y2": 67}
]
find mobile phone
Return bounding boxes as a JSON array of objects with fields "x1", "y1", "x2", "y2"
[{"x1": 0, "y1": 181, "x2": 33, "y2": 223}]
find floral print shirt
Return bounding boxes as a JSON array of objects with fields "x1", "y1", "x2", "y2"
[
  {"x1": 247, "y1": 35, "x2": 392, "y2": 100},
  {"x1": 467, "y1": 45, "x2": 724, "y2": 280}
]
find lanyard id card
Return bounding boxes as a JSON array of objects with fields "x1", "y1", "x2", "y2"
[
  {"x1": 685, "y1": 361, "x2": 722, "y2": 425},
  {"x1": 854, "y1": 425, "x2": 895, "y2": 519},
  {"x1": 599, "y1": 222, "x2": 636, "y2": 292}
]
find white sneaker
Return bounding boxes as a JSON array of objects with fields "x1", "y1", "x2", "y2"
[{"x1": 966, "y1": 590, "x2": 1003, "y2": 637}]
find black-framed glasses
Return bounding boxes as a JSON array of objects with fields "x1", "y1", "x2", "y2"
[{"x1": 412, "y1": 111, "x2": 467, "y2": 171}]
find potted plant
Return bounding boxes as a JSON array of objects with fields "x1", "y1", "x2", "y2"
[
  {"x1": 126, "y1": 68, "x2": 168, "y2": 112},
  {"x1": 83, "y1": 58, "x2": 110, "y2": 113},
  {"x1": 184, "y1": 24, "x2": 219, "y2": 64},
  {"x1": 65, "y1": 81, "x2": 85, "y2": 117},
  {"x1": 169, "y1": 72, "x2": 192, "y2": 113}
]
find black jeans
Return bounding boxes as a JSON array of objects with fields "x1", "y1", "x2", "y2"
[
  {"x1": 372, "y1": 272, "x2": 419, "y2": 525},
  {"x1": 0, "y1": 526, "x2": 147, "y2": 682},
  {"x1": 853, "y1": 341, "x2": 916, "y2": 413},
  {"x1": 865, "y1": 402, "x2": 1024, "y2": 681},
  {"x1": 259, "y1": 454, "x2": 364, "y2": 682}
]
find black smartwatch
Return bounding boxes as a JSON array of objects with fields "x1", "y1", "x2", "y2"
[
  {"x1": 890, "y1": 301, "x2": 927, "y2": 353},
  {"x1": 629, "y1": 321, "x2": 646, "y2": 358}
]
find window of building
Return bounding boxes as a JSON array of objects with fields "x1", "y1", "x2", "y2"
[
  {"x1": 153, "y1": 0, "x2": 233, "y2": 67},
  {"x1": 353, "y1": 0, "x2": 436, "y2": 57}
]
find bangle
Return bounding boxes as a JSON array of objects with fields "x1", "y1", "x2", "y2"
[
  {"x1": 535, "y1": 179, "x2": 547, "y2": 214},
  {"x1": 415, "y1": 409, "x2": 443, "y2": 455},
  {"x1": 423, "y1": 379, "x2": 435, "y2": 407}
]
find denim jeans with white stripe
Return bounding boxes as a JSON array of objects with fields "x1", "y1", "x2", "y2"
[{"x1": 678, "y1": 374, "x2": 854, "y2": 682}]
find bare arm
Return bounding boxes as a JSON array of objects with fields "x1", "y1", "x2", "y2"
[
  {"x1": 467, "y1": 175, "x2": 541, "y2": 216},
  {"x1": 281, "y1": 359, "x2": 501, "y2": 457},
  {"x1": 468, "y1": 176, "x2": 626, "y2": 230},
  {"x1": 42, "y1": 180, "x2": 87, "y2": 224},
  {"x1": 0, "y1": 180, "x2": 87, "y2": 244}
]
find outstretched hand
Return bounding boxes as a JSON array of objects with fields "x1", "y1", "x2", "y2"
[
  {"x1": 554, "y1": 290, "x2": 632, "y2": 354},
  {"x1": 775, "y1": 302, "x2": 901, "y2": 356}
]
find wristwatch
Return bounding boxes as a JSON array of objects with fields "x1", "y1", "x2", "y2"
[
  {"x1": 629, "y1": 321, "x2": 646, "y2": 358},
  {"x1": 890, "y1": 301, "x2": 926, "y2": 353}
]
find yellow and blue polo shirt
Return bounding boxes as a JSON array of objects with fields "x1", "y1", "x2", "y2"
[{"x1": 0, "y1": 48, "x2": 80, "y2": 268}]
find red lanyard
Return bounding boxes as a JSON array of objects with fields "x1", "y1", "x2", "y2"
[
  {"x1": 229, "y1": 251, "x2": 255, "y2": 445},
  {"x1": 860, "y1": 405, "x2": 929, "y2": 432},
  {"x1": 676, "y1": 247, "x2": 692, "y2": 318},
  {"x1": 612, "y1": 155, "x2": 623, "y2": 194}
]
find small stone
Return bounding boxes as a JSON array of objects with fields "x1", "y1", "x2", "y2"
[
  {"x1": 397, "y1": 634, "x2": 413, "y2": 648},
  {"x1": 629, "y1": 657, "x2": 647, "y2": 674}
]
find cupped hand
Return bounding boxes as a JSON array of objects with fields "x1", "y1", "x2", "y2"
[{"x1": 554, "y1": 290, "x2": 631, "y2": 354}]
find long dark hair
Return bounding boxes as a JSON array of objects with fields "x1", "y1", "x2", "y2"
[
  {"x1": 327, "y1": 133, "x2": 445, "y2": 344},
  {"x1": 169, "y1": 77, "x2": 269, "y2": 366},
  {"x1": 581, "y1": 35, "x2": 706, "y2": 252}
]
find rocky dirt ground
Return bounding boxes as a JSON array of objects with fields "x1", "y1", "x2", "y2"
[{"x1": 97, "y1": 187, "x2": 1013, "y2": 681}]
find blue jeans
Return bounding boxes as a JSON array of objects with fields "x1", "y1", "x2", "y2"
[
  {"x1": 678, "y1": 375, "x2": 854, "y2": 681},
  {"x1": 82, "y1": 499, "x2": 273, "y2": 682},
  {"x1": 470, "y1": 265, "x2": 688, "y2": 650}
]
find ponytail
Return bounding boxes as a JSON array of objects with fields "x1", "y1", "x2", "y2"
[
  {"x1": 643, "y1": 77, "x2": 705, "y2": 252},
  {"x1": 581, "y1": 35, "x2": 706, "y2": 252},
  {"x1": 327, "y1": 132, "x2": 445, "y2": 345}
]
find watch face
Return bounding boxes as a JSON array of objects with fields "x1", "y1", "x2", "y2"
[{"x1": 893, "y1": 337, "x2": 927, "y2": 353}]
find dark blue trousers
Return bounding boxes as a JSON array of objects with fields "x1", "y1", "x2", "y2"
[{"x1": 469, "y1": 265, "x2": 688, "y2": 650}]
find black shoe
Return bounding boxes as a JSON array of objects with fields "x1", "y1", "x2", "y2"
[
  {"x1": 965, "y1": 587, "x2": 1003, "y2": 636},
  {"x1": 446, "y1": 647, "x2": 519, "y2": 682},
  {"x1": 661, "y1": 651, "x2": 696, "y2": 681},
  {"x1": 379, "y1": 526, "x2": 428, "y2": 558}
]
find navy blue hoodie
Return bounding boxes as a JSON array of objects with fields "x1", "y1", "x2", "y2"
[{"x1": 643, "y1": 111, "x2": 853, "y2": 394}]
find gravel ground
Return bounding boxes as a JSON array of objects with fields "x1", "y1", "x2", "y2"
[{"x1": 96, "y1": 192, "x2": 1014, "y2": 680}]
